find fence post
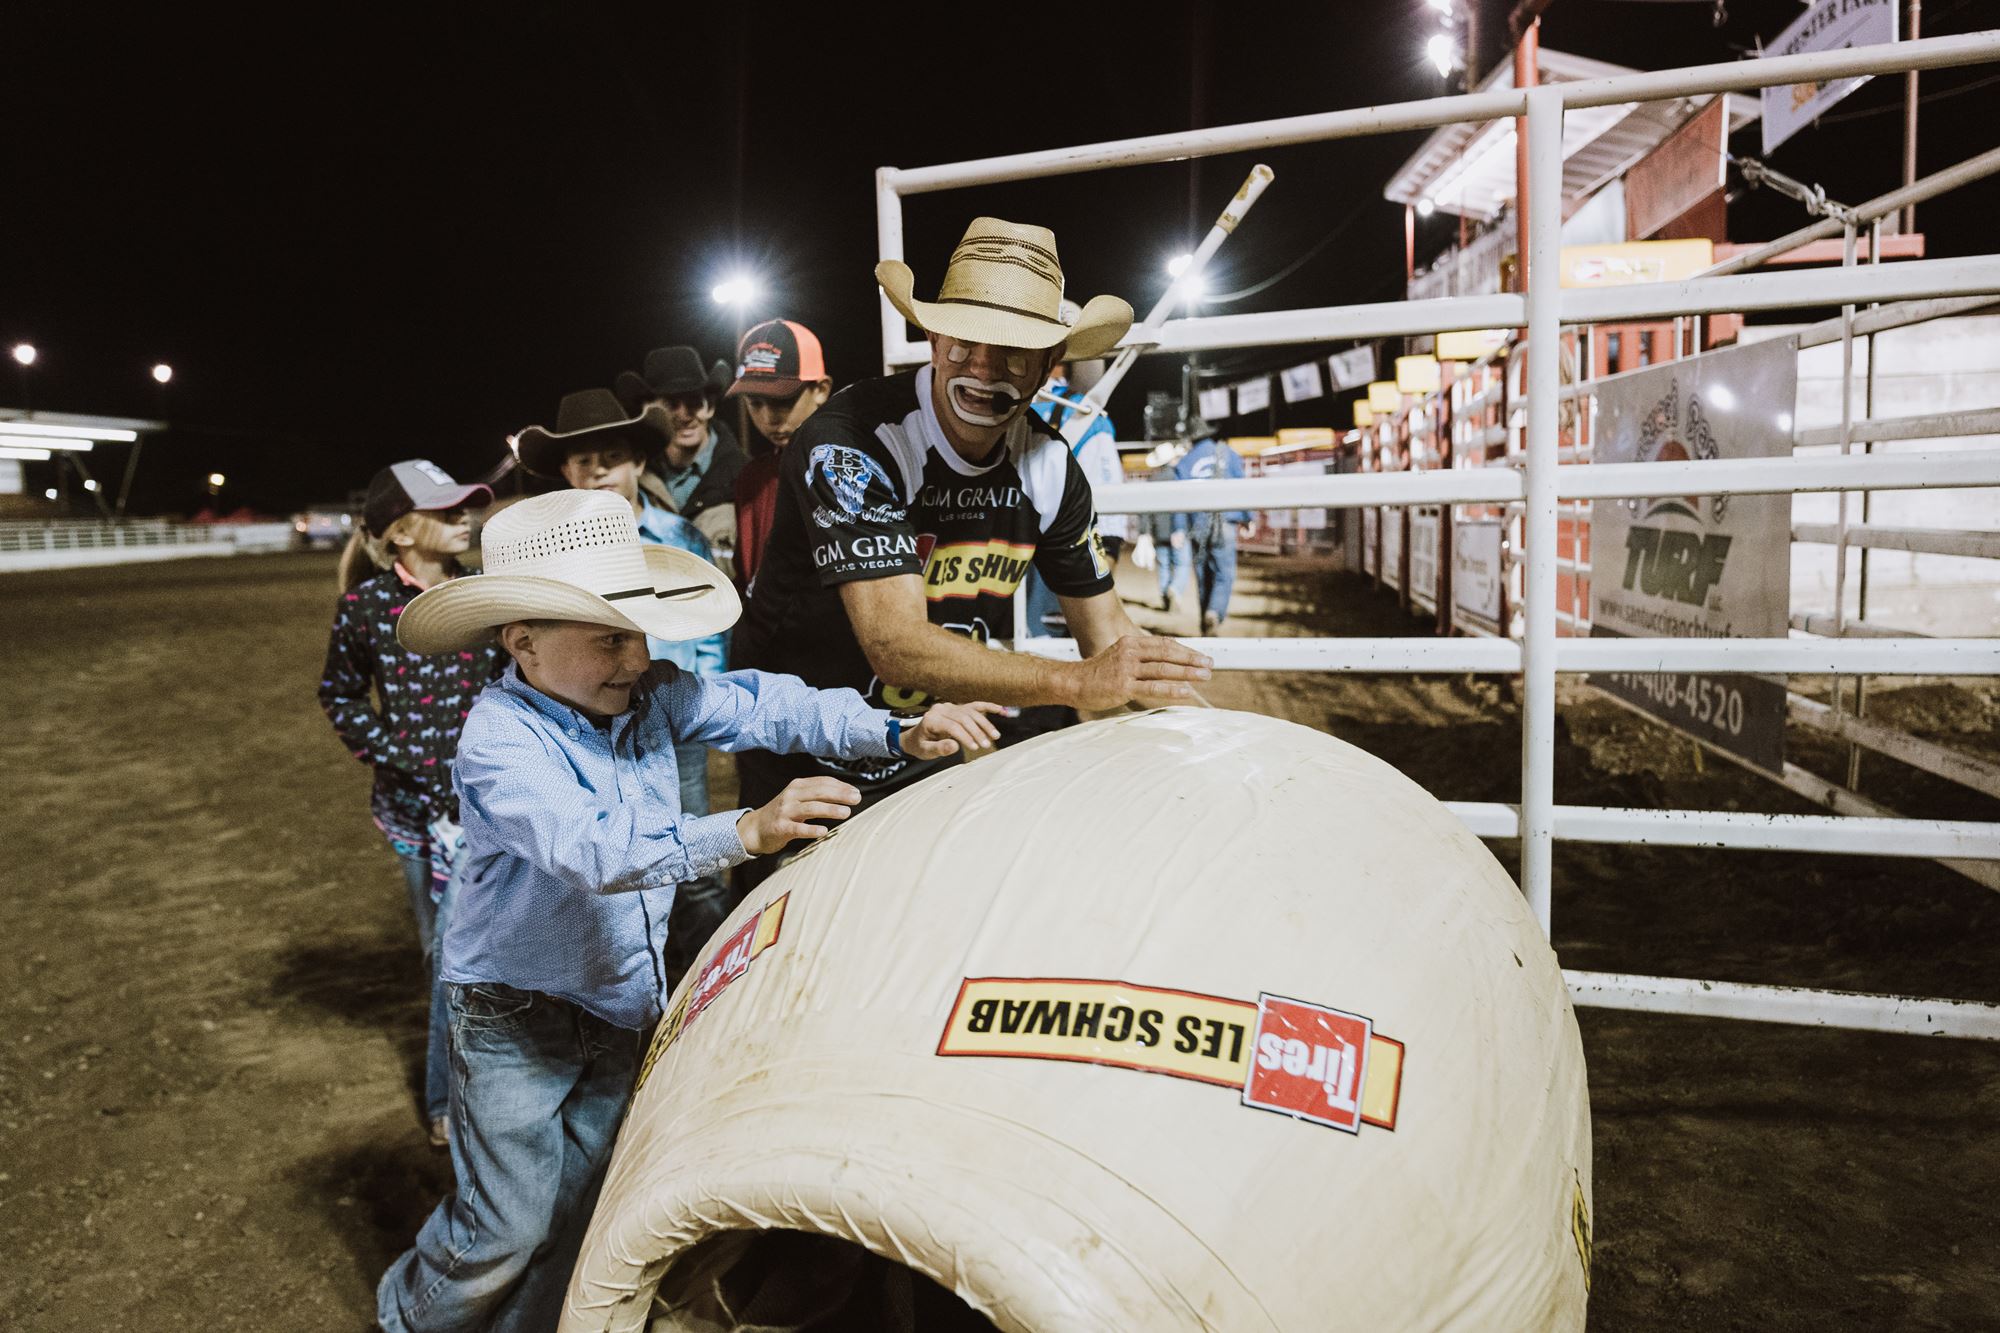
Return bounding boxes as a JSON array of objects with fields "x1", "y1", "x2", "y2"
[{"x1": 1520, "y1": 85, "x2": 1566, "y2": 933}]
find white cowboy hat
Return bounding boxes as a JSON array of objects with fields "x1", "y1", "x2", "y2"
[
  {"x1": 397, "y1": 489, "x2": 739, "y2": 654},
  {"x1": 876, "y1": 217, "x2": 1133, "y2": 361}
]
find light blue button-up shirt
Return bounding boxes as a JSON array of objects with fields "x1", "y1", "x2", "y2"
[
  {"x1": 634, "y1": 495, "x2": 728, "y2": 673},
  {"x1": 442, "y1": 660, "x2": 897, "y2": 1029}
]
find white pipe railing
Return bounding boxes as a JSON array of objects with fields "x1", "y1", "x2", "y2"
[
  {"x1": 1703, "y1": 143, "x2": 2000, "y2": 278},
  {"x1": 1095, "y1": 447, "x2": 2000, "y2": 513},
  {"x1": 1794, "y1": 407, "x2": 2000, "y2": 448},
  {"x1": 1792, "y1": 522, "x2": 2000, "y2": 561},
  {"x1": 1017, "y1": 635, "x2": 2000, "y2": 676},
  {"x1": 1563, "y1": 971, "x2": 2000, "y2": 1039},
  {"x1": 878, "y1": 32, "x2": 2000, "y2": 1040}
]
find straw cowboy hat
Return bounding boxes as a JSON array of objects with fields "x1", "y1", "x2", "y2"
[
  {"x1": 397, "y1": 489, "x2": 739, "y2": 654},
  {"x1": 876, "y1": 218, "x2": 1133, "y2": 361},
  {"x1": 513, "y1": 389, "x2": 671, "y2": 480}
]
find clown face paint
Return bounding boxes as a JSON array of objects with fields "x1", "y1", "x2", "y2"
[{"x1": 936, "y1": 337, "x2": 1043, "y2": 431}]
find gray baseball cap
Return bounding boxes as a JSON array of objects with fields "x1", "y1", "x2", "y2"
[{"x1": 363, "y1": 460, "x2": 492, "y2": 536}]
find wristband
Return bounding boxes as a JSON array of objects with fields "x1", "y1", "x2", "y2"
[{"x1": 886, "y1": 716, "x2": 903, "y2": 754}]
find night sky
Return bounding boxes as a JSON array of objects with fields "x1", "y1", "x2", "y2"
[{"x1": 8, "y1": 0, "x2": 1996, "y2": 515}]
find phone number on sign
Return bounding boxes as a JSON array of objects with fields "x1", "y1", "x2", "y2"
[{"x1": 1604, "y1": 672, "x2": 1748, "y2": 736}]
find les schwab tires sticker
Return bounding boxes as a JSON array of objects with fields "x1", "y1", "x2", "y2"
[
  {"x1": 636, "y1": 893, "x2": 1402, "y2": 1137},
  {"x1": 632, "y1": 896, "x2": 1594, "y2": 1290}
]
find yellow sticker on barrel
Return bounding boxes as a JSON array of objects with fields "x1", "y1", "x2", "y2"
[
  {"x1": 938, "y1": 977, "x2": 1402, "y2": 1130},
  {"x1": 1571, "y1": 1176, "x2": 1593, "y2": 1291}
]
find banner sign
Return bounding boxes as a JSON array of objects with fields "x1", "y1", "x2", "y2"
[
  {"x1": 1236, "y1": 377, "x2": 1271, "y2": 414},
  {"x1": 1362, "y1": 507, "x2": 1379, "y2": 578},
  {"x1": 1251, "y1": 460, "x2": 1331, "y2": 529},
  {"x1": 1761, "y1": 0, "x2": 1898, "y2": 155},
  {"x1": 1328, "y1": 345, "x2": 1375, "y2": 391},
  {"x1": 1451, "y1": 520, "x2": 1505, "y2": 633},
  {"x1": 1409, "y1": 510, "x2": 1441, "y2": 613},
  {"x1": 1589, "y1": 337, "x2": 1798, "y2": 774},
  {"x1": 1198, "y1": 387, "x2": 1233, "y2": 422},
  {"x1": 1625, "y1": 97, "x2": 1727, "y2": 241},
  {"x1": 1559, "y1": 239, "x2": 1714, "y2": 288},
  {"x1": 1381, "y1": 506, "x2": 1405, "y2": 592},
  {"x1": 1280, "y1": 361, "x2": 1325, "y2": 403}
]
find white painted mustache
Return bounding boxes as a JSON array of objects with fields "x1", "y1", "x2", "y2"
[{"x1": 946, "y1": 376, "x2": 1023, "y2": 426}]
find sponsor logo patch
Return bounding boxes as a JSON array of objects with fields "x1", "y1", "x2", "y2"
[
  {"x1": 937, "y1": 977, "x2": 1402, "y2": 1134},
  {"x1": 635, "y1": 894, "x2": 787, "y2": 1092},
  {"x1": 1241, "y1": 993, "x2": 1374, "y2": 1134},
  {"x1": 921, "y1": 539, "x2": 1037, "y2": 601},
  {"x1": 738, "y1": 341, "x2": 784, "y2": 377}
]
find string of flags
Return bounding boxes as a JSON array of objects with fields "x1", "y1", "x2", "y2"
[{"x1": 1204, "y1": 345, "x2": 1376, "y2": 420}]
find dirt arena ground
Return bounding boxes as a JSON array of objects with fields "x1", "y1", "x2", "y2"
[{"x1": 3, "y1": 550, "x2": 1997, "y2": 1331}]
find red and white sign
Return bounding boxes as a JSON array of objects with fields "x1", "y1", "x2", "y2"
[
  {"x1": 1242, "y1": 993, "x2": 1374, "y2": 1134},
  {"x1": 684, "y1": 915, "x2": 759, "y2": 1026}
]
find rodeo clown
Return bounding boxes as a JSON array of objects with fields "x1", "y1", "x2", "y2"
[{"x1": 731, "y1": 217, "x2": 1214, "y2": 880}]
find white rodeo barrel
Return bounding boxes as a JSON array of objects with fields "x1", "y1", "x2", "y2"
[{"x1": 561, "y1": 708, "x2": 1592, "y2": 1332}]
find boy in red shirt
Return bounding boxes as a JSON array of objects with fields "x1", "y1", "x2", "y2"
[{"x1": 727, "y1": 318, "x2": 833, "y2": 591}]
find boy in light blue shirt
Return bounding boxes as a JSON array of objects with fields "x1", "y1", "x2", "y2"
[
  {"x1": 375, "y1": 488, "x2": 999, "y2": 1333},
  {"x1": 518, "y1": 386, "x2": 735, "y2": 989}
]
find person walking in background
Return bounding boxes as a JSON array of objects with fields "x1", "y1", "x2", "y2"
[
  {"x1": 320, "y1": 460, "x2": 499, "y2": 1149},
  {"x1": 513, "y1": 388, "x2": 734, "y2": 989},
  {"x1": 727, "y1": 318, "x2": 834, "y2": 593},
  {"x1": 1172, "y1": 420, "x2": 1252, "y2": 635},
  {"x1": 1022, "y1": 357, "x2": 1126, "y2": 637},
  {"x1": 1148, "y1": 459, "x2": 1191, "y2": 614}
]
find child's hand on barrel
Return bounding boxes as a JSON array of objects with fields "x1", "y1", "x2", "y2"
[
  {"x1": 901, "y1": 702, "x2": 1006, "y2": 759},
  {"x1": 737, "y1": 777, "x2": 861, "y2": 854}
]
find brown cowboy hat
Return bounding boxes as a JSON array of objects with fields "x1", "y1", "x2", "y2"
[{"x1": 513, "y1": 389, "x2": 669, "y2": 480}]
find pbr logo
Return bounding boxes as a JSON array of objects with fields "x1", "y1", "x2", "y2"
[
  {"x1": 809, "y1": 444, "x2": 896, "y2": 519},
  {"x1": 1619, "y1": 379, "x2": 1734, "y2": 610}
]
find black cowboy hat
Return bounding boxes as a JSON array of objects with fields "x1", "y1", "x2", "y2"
[
  {"x1": 613, "y1": 346, "x2": 729, "y2": 416},
  {"x1": 513, "y1": 388, "x2": 670, "y2": 480}
]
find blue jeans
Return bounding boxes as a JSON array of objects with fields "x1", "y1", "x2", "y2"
[
  {"x1": 1157, "y1": 535, "x2": 1191, "y2": 606},
  {"x1": 1022, "y1": 568, "x2": 1063, "y2": 638},
  {"x1": 397, "y1": 851, "x2": 453, "y2": 1124},
  {"x1": 422, "y1": 870, "x2": 458, "y2": 1122},
  {"x1": 376, "y1": 984, "x2": 638, "y2": 1333},
  {"x1": 396, "y1": 850, "x2": 439, "y2": 957},
  {"x1": 1189, "y1": 523, "x2": 1239, "y2": 622}
]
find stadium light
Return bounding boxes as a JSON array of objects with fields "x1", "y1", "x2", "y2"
[
  {"x1": 1426, "y1": 0, "x2": 1454, "y2": 13},
  {"x1": 0, "y1": 445, "x2": 53, "y2": 461},
  {"x1": 711, "y1": 275, "x2": 760, "y2": 306},
  {"x1": 83, "y1": 478, "x2": 100, "y2": 492},
  {"x1": 1417, "y1": 197, "x2": 1437, "y2": 218},
  {"x1": 44, "y1": 488, "x2": 57, "y2": 500},
  {"x1": 152, "y1": 363, "x2": 173, "y2": 384},
  {"x1": 208, "y1": 472, "x2": 226, "y2": 487},
  {"x1": 1426, "y1": 33, "x2": 1455, "y2": 77},
  {"x1": 1166, "y1": 253, "x2": 1206, "y2": 300},
  {"x1": 11, "y1": 343, "x2": 36, "y2": 367}
]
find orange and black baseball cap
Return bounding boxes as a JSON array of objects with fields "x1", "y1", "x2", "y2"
[{"x1": 726, "y1": 319, "x2": 827, "y2": 399}]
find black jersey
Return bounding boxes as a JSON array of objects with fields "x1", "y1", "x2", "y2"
[{"x1": 733, "y1": 366, "x2": 1113, "y2": 789}]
